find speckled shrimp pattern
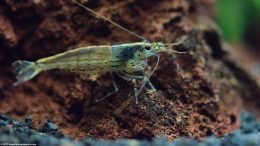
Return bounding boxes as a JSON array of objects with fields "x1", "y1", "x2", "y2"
[{"x1": 12, "y1": 42, "x2": 167, "y2": 86}]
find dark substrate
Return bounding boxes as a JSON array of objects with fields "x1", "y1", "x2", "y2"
[{"x1": 0, "y1": 112, "x2": 259, "y2": 146}]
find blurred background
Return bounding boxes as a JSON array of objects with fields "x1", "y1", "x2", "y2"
[{"x1": 216, "y1": 0, "x2": 260, "y2": 80}]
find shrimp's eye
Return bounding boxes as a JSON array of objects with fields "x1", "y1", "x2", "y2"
[{"x1": 144, "y1": 46, "x2": 151, "y2": 50}]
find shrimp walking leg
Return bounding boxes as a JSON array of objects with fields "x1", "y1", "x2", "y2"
[
  {"x1": 95, "y1": 72, "x2": 119, "y2": 102},
  {"x1": 132, "y1": 79, "x2": 139, "y2": 104},
  {"x1": 116, "y1": 71, "x2": 156, "y2": 104},
  {"x1": 135, "y1": 55, "x2": 160, "y2": 97},
  {"x1": 121, "y1": 72, "x2": 155, "y2": 104},
  {"x1": 120, "y1": 71, "x2": 156, "y2": 91},
  {"x1": 115, "y1": 72, "x2": 139, "y2": 103}
]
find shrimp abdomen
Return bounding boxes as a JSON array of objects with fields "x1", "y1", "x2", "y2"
[{"x1": 36, "y1": 46, "x2": 113, "y2": 71}]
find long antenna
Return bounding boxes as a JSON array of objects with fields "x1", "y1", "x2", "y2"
[
  {"x1": 72, "y1": 0, "x2": 147, "y2": 41},
  {"x1": 165, "y1": 36, "x2": 187, "y2": 53},
  {"x1": 164, "y1": 36, "x2": 187, "y2": 46}
]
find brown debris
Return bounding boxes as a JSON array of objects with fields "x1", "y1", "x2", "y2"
[{"x1": 0, "y1": 13, "x2": 17, "y2": 47}]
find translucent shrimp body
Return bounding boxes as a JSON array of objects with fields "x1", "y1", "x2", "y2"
[
  {"x1": 13, "y1": 0, "x2": 186, "y2": 102},
  {"x1": 13, "y1": 42, "x2": 166, "y2": 86}
]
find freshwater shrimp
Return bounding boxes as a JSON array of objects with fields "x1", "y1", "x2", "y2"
[{"x1": 13, "y1": 0, "x2": 186, "y2": 103}]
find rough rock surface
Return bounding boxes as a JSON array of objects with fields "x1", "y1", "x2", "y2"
[{"x1": 0, "y1": 0, "x2": 259, "y2": 140}]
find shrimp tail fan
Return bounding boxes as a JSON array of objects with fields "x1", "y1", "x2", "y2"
[{"x1": 12, "y1": 60, "x2": 41, "y2": 86}]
